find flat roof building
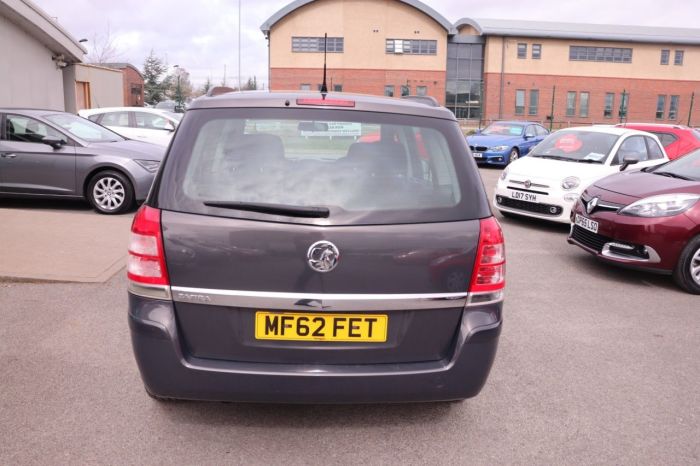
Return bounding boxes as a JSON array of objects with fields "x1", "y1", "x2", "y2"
[
  {"x1": 262, "y1": 1, "x2": 700, "y2": 126},
  {"x1": 0, "y1": 0, "x2": 86, "y2": 110}
]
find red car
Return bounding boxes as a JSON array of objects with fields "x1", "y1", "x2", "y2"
[
  {"x1": 617, "y1": 123, "x2": 700, "y2": 160},
  {"x1": 568, "y1": 148, "x2": 700, "y2": 293}
]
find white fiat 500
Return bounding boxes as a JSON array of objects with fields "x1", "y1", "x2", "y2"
[{"x1": 494, "y1": 126, "x2": 669, "y2": 223}]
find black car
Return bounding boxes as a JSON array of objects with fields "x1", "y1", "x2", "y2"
[{"x1": 127, "y1": 91, "x2": 505, "y2": 403}]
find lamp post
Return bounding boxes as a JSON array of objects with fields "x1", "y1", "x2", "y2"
[{"x1": 173, "y1": 64, "x2": 182, "y2": 111}]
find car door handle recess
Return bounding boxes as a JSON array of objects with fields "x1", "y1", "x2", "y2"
[{"x1": 0, "y1": 153, "x2": 17, "y2": 158}]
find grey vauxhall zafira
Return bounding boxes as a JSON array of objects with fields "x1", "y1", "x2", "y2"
[{"x1": 127, "y1": 91, "x2": 505, "y2": 403}]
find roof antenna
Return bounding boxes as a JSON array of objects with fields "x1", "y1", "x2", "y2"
[{"x1": 320, "y1": 33, "x2": 328, "y2": 99}]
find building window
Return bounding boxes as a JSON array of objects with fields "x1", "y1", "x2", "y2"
[
  {"x1": 386, "y1": 39, "x2": 437, "y2": 55},
  {"x1": 515, "y1": 89, "x2": 525, "y2": 115},
  {"x1": 656, "y1": 95, "x2": 667, "y2": 119},
  {"x1": 300, "y1": 84, "x2": 311, "y2": 91},
  {"x1": 579, "y1": 92, "x2": 590, "y2": 118},
  {"x1": 532, "y1": 44, "x2": 542, "y2": 59},
  {"x1": 569, "y1": 46, "x2": 632, "y2": 63},
  {"x1": 401, "y1": 85, "x2": 410, "y2": 97},
  {"x1": 619, "y1": 92, "x2": 629, "y2": 119},
  {"x1": 660, "y1": 49, "x2": 670, "y2": 65},
  {"x1": 416, "y1": 86, "x2": 427, "y2": 96},
  {"x1": 566, "y1": 92, "x2": 576, "y2": 117},
  {"x1": 528, "y1": 89, "x2": 539, "y2": 115},
  {"x1": 604, "y1": 92, "x2": 615, "y2": 118},
  {"x1": 292, "y1": 36, "x2": 344, "y2": 53},
  {"x1": 333, "y1": 84, "x2": 343, "y2": 92},
  {"x1": 384, "y1": 85, "x2": 395, "y2": 97},
  {"x1": 517, "y1": 43, "x2": 527, "y2": 59},
  {"x1": 445, "y1": 43, "x2": 484, "y2": 120},
  {"x1": 674, "y1": 50, "x2": 684, "y2": 65},
  {"x1": 669, "y1": 95, "x2": 679, "y2": 120}
]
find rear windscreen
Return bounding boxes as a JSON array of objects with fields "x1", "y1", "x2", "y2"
[{"x1": 155, "y1": 108, "x2": 489, "y2": 225}]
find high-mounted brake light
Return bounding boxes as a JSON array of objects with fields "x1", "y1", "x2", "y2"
[
  {"x1": 127, "y1": 206, "x2": 169, "y2": 286},
  {"x1": 469, "y1": 217, "x2": 505, "y2": 301},
  {"x1": 296, "y1": 98, "x2": 356, "y2": 108}
]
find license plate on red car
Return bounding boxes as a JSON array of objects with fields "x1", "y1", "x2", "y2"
[{"x1": 575, "y1": 214, "x2": 599, "y2": 233}]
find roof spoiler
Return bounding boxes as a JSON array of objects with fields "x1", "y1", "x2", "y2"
[
  {"x1": 207, "y1": 86, "x2": 236, "y2": 97},
  {"x1": 401, "y1": 95, "x2": 440, "y2": 107}
]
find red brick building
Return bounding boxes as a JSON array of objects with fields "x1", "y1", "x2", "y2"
[
  {"x1": 262, "y1": 1, "x2": 700, "y2": 125},
  {"x1": 261, "y1": 0, "x2": 453, "y2": 105}
]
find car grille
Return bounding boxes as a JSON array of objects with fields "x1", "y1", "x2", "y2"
[
  {"x1": 470, "y1": 145, "x2": 488, "y2": 152},
  {"x1": 570, "y1": 225, "x2": 613, "y2": 252},
  {"x1": 496, "y1": 196, "x2": 563, "y2": 216}
]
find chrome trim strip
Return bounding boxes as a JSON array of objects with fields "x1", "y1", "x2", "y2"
[
  {"x1": 128, "y1": 281, "x2": 172, "y2": 300},
  {"x1": 170, "y1": 286, "x2": 469, "y2": 311},
  {"x1": 510, "y1": 179, "x2": 550, "y2": 189},
  {"x1": 601, "y1": 244, "x2": 661, "y2": 264}
]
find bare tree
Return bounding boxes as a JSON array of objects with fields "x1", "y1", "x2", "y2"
[{"x1": 86, "y1": 26, "x2": 122, "y2": 64}]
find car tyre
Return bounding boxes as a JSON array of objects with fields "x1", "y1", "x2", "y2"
[
  {"x1": 673, "y1": 236, "x2": 700, "y2": 294},
  {"x1": 507, "y1": 148, "x2": 519, "y2": 165},
  {"x1": 87, "y1": 170, "x2": 134, "y2": 215}
]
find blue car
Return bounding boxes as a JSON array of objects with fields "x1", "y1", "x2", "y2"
[{"x1": 467, "y1": 121, "x2": 549, "y2": 166}]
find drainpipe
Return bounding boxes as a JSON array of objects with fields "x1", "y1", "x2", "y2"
[{"x1": 498, "y1": 37, "x2": 505, "y2": 120}]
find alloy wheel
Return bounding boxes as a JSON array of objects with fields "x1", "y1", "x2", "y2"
[
  {"x1": 93, "y1": 176, "x2": 126, "y2": 211},
  {"x1": 691, "y1": 247, "x2": 700, "y2": 286}
]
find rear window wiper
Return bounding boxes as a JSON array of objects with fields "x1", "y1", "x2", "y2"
[
  {"x1": 203, "y1": 201, "x2": 330, "y2": 218},
  {"x1": 653, "y1": 171, "x2": 694, "y2": 181}
]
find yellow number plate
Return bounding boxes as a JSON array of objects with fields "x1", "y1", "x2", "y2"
[{"x1": 255, "y1": 312, "x2": 388, "y2": 342}]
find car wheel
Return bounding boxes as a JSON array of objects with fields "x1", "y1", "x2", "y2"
[
  {"x1": 673, "y1": 236, "x2": 700, "y2": 294},
  {"x1": 507, "y1": 148, "x2": 519, "y2": 165},
  {"x1": 87, "y1": 170, "x2": 134, "y2": 215}
]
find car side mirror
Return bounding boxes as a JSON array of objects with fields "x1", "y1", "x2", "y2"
[
  {"x1": 41, "y1": 135, "x2": 65, "y2": 150},
  {"x1": 475, "y1": 129, "x2": 482, "y2": 135},
  {"x1": 524, "y1": 133, "x2": 535, "y2": 139},
  {"x1": 620, "y1": 156, "x2": 639, "y2": 171}
]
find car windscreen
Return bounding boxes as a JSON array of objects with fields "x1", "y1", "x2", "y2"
[
  {"x1": 481, "y1": 123, "x2": 524, "y2": 136},
  {"x1": 651, "y1": 148, "x2": 700, "y2": 181},
  {"x1": 530, "y1": 130, "x2": 619, "y2": 164},
  {"x1": 45, "y1": 113, "x2": 124, "y2": 143},
  {"x1": 155, "y1": 107, "x2": 489, "y2": 226}
]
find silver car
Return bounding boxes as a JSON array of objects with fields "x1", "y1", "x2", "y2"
[{"x1": 0, "y1": 109, "x2": 165, "y2": 214}]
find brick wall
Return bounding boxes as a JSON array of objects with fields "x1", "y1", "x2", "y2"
[
  {"x1": 270, "y1": 68, "x2": 446, "y2": 105},
  {"x1": 483, "y1": 72, "x2": 700, "y2": 127},
  {"x1": 122, "y1": 67, "x2": 144, "y2": 107}
]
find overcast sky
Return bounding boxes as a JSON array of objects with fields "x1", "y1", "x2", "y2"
[{"x1": 33, "y1": 0, "x2": 699, "y2": 90}]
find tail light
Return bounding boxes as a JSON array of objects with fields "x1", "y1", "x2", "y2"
[
  {"x1": 127, "y1": 206, "x2": 169, "y2": 286},
  {"x1": 468, "y1": 217, "x2": 505, "y2": 304}
]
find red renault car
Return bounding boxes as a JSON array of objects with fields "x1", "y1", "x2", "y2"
[
  {"x1": 568, "y1": 148, "x2": 700, "y2": 293},
  {"x1": 617, "y1": 123, "x2": 700, "y2": 160}
]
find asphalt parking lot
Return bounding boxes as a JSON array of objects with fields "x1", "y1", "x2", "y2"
[{"x1": 1, "y1": 167, "x2": 699, "y2": 465}]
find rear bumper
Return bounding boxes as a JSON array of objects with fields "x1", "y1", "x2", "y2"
[{"x1": 128, "y1": 293, "x2": 502, "y2": 403}]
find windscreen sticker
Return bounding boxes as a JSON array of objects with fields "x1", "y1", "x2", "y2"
[
  {"x1": 555, "y1": 134, "x2": 583, "y2": 153},
  {"x1": 584, "y1": 152, "x2": 606, "y2": 161},
  {"x1": 509, "y1": 127, "x2": 522, "y2": 135}
]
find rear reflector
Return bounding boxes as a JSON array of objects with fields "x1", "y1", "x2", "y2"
[
  {"x1": 127, "y1": 206, "x2": 169, "y2": 286},
  {"x1": 296, "y1": 98, "x2": 356, "y2": 108},
  {"x1": 469, "y1": 217, "x2": 505, "y2": 295}
]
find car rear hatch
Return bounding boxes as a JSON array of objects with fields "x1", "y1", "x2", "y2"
[{"x1": 151, "y1": 104, "x2": 493, "y2": 365}]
